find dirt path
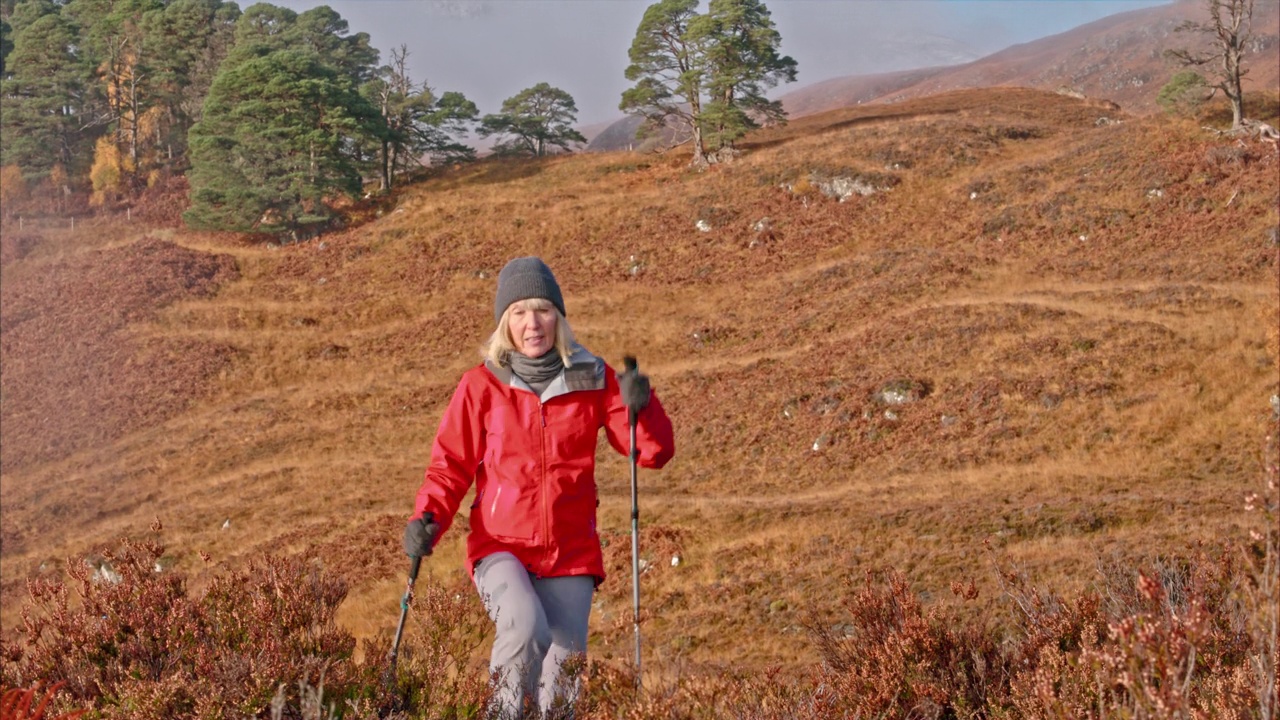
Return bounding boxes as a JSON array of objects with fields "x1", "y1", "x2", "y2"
[{"x1": 646, "y1": 272, "x2": 1267, "y2": 377}]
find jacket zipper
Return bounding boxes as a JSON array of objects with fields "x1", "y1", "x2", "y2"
[{"x1": 539, "y1": 400, "x2": 549, "y2": 576}]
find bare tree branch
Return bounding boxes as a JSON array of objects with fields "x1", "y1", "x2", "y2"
[{"x1": 1166, "y1": 0, "x2": 1255, "y2": 129}]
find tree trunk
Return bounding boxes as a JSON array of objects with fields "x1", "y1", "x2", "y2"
[
  {"x1": 1212, "y1": 0, "x2": 1252, "y2": 130},
  {"x1": 128, "y1": 75, "x2": 141, "y2": 171},
  {"x1": 689, "y1": 87, "x2": 707, "y2": 169},
  {"x1": 1226, "y1": 44, "x2": 1244, "y2": 128},
  {"x1": 380, "y1": 138, "x2": 391, "y2": 191},
  {"x1": 690, "y1": 124, "x2": 707, "y2": 169}
]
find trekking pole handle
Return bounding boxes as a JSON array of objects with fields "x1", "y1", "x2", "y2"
[
  {"x1": 623, "y1": 355, "x2": 639, "y2": 426},
  {"x1": 400, "y1": 555, "x2": 422, "y2": 613},
  {"x1": 407, "y1": 554, "x2": 422, "y2": 586}
]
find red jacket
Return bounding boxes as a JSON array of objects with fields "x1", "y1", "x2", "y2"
[{"x1": 413, "y1": 345, "x2": 675, "y2": 583}]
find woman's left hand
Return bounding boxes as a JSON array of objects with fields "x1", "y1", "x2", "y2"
[{"x1": 617, "y1": 367, "x2": 651, "y2": 413}]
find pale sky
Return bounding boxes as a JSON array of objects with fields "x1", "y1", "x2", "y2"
[{"x1": 271, "y1": 0, "x2": 1173, "y2": 126}]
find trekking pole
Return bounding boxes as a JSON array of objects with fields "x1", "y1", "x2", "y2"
[
  {"x1": 387, "y1": 555, "x2": 422, "y2": 682},
  {"x1": 624, "y1": 355, "x2": 643, "y2": 691}
]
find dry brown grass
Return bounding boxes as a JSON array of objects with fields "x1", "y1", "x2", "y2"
[{"x1": 2, "y1": 88, "x2": 1277, "y2": 694}]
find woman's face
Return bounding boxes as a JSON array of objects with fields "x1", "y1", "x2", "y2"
[{"x1": 508, "y1": 300, "x2": 557, "y2": 357}]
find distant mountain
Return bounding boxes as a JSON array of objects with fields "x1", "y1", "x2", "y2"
[
  {"x1": 576, "y1": 119, "x2": 618, "y2": 145},
  {"x1": 587, "y1": 0, "x2": 1280, "y2": 152},
  {"x1": 775, "y1": 66, "x2": 952, "y2": 118},
  {"x1": 585, "y1": 114, "x2": 693, "y2": 153},
  {"x1": 782, "y1": 0, "x2": 1279, "y2": 117},
  {"x1": 585, "y1": 115, "x2": 647, "y2": 153}
]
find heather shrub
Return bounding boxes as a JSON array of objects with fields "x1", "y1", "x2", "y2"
[
  {"x1": 1000, "y1": 436, "x2": 1278, "y2": 720},
  {"x1": 1, "y1": 535, "x2": 206, "y2": 717},
  {"x1": 797, "y1": 537, "x2": 1277, "y2": 720},
  {"x1": 374, "y1": 572, "x2": 493, "y2": 719},
  {"x1": 808, "y1": 569, "x2": 1009, "y2": 719},
  {"x1": 3, "y1": 524, "x2": 1275, "y2": 719},
  {"x1": 192, "y1": 553, "x2": 357, "y2": 718},
  {"x1": 0, "y1": 529, "x2": 491, "y2": 719},
  {"x1": 574, "y1": 661, "x2": 830, "y2": 720},
  {"x1": 1002, "y1": 546, "x2": 1270, "y2": 718}
]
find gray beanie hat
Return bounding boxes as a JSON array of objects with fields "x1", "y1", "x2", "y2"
[{"x1": 494, "y1": 256, "x2": 565, "y2": 323}]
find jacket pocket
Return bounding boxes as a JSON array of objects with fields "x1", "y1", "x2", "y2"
[
  {"x1": 549, "y1": 478, "x2": 598, "y2": 544},
  {"x1": 477, "y1": 480, "x2": 538, "y2": 542},
  {"x1": 477, "y1": 404, "x2": 541, "y2": 542}
]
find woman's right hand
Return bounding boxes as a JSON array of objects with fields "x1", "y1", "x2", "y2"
[{"x1": 403, "y1": 513, "x2": 441, "y2": 557}]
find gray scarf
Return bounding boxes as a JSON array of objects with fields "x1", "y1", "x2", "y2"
[{"x1": 507, "y1": 350, "x2": 564, "y2": 396}]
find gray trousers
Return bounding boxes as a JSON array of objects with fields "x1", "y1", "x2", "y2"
[{"x1": 473, "y1": 552, "x2": 594, "y2": 718}]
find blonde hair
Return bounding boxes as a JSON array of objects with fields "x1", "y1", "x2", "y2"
[{"x1": 483, "y1": 297, "x2": 576, "y2": 367}]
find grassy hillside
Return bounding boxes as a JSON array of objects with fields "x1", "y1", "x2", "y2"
[{"x1": 2, "y1": 87, "x2": 1277, "y2": 692}]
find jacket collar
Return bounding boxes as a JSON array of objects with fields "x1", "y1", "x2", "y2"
[{"x1": 484, "y1": 343, "x2": 605, "y2": 401}]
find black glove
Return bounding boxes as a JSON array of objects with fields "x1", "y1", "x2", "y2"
[
  {"x1": 617, "y1": 367, "x2": 651, "y2": 414},
  {"x1": 403, "y1": 513, "x2": 440, "y2": 558}
]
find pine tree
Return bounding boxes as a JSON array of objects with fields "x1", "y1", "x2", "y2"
[
  {"x1": 185, "y1": 50, "x2": 379, "y2": 236},
  {"x1": 620, "y1": 0, "x2": 706, "y2": 165},
  {"x1": 1, "y1": 0, "x2": 240, "y2": 187},
  {"x1": 479, "y1": 83, "x2": 586, "y2": 157},
  {"x1": 690, "y1": 0, "x2": 796, "y2": 153},
  {"x1": 0, "y1": 11, "x2": 85, "y2": 179},
  {"x1": 291, "y1": 5, "x2": 378, "y2": 85},
  {"x1": 184, "y1": 5, "x2": 383, "y2": 236},
  {"x1": 224, "y1": 4, "x2": 377, "y2": 82},
  {"x1": 621, "y1": 0, "x2": 795, "y2": 167},
  {"x1": 1, "y1": 18, "x2": 13, "y2": 77},
  {"x1": 425, "y1": 92, "x2": 482, "y2": 162},
  {"x1": 5, "y1": 0, "x2": 60, "y2": 38},
  {"x1": 140, "y1": 0, "x2": 241, "y2": 169}
]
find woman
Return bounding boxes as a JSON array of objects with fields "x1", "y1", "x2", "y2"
[{"x1": 403, "y1": 256, "x2": 675, "y2": 717}]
